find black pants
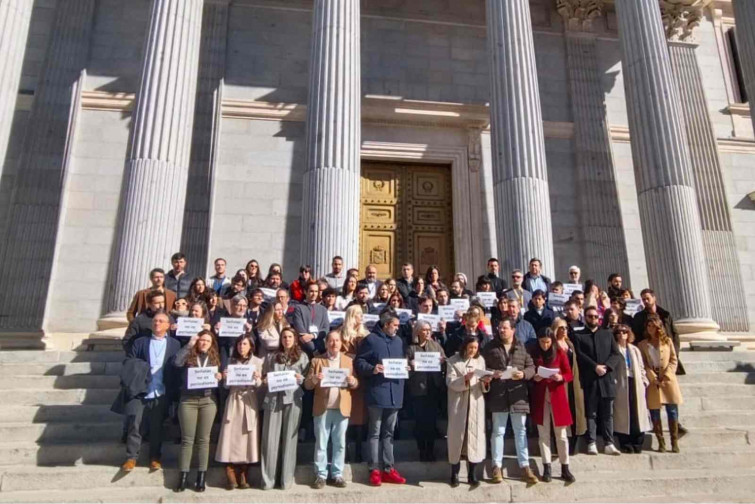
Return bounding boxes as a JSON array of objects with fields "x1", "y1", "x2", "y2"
[
  {"x1": 126, "y1": 396, "x2": 168, "y2": 460},
  {"x1": 584, "y1": 386, "x2": 614, "y2": 446},
  {"x1": 616, "y1": 376, "x2": 645, "y2": 450},
  {"x1": 412, "y1": 393, "x2": 440, "y2": 444}
]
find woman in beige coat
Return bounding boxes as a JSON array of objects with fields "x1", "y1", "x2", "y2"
[
  {"x1": 637, "y1": 314, "x2": 683, "y2": 453},
  {"x1": 446, "y1": 336, "x2": 491, "y2": 488},
  {"x1": 215, "y1": 334, "x2": 263, "y2": 490},
  {"x1": 255, "y1": 301, "x2": 289, "y2": 359},
  {"x1": 551, "y1": 318, "x2": 586, "y2": 454},
  {"x1": 612, "y1": 325, "x2": 652, "y2": 453}
]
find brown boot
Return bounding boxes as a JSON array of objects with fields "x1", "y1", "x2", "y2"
[
  {"x1": 521, "y1": 466, "x2": 538, "y2": 485},
  {"x1": 225, "y1": 464, "x2": 238, "y2": 490},
  {"x1": 669, "y1": 420, "x2": 681, "y2": 453},
  {"x1": 237, "y1": 464, "x2": 250, "y2": 489},
  {"x1": 653, "y1": 419, "x2": 666, "y2": 453}
]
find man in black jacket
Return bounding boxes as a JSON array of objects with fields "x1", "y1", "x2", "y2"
[
  {"x1": 476, "y1": 258, "x2": 507, "y2": 295},
  {"x1": 123, "y1": 290, "x2": 169, "y2": 352},
  {"x1": 396, "y1": 263, "x2": 415, "y2": 301},
  {"x1": 632, "y1": 288, "x2": 685, "y2": 375},
  {"x1": 574, "y1": 306, "x2": 623, "y2": 456},
  {"x1": 523, "y1": 290, "x2": 555, "y2": 334},
  {"x1": 522, "y1": 258, "x2": 551, "y2": 294},
  {"x1": 165, "y1": 252, "x2": 191, "y2": 299}
]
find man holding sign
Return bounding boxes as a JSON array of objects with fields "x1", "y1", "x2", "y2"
[
  {"x1": 355, "y1": 311, "x2": 409, "y2": 487},
  {"x1": 304, "y1": 332, "x2": 358, "y2": 489}
]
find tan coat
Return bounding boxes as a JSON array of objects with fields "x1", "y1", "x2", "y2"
[
  {"x1": 126, "y1": 288, "x2": 176, "y2": 322},
  {"x1": 256, "y1": 323, "x2": 287, "y2": 360},
  {"x1": 561, "y1": 339, "x2": 587, "y2": 437},
  {"x1": 614, "y1": 344, "x2": 652, "y2": 434},
  {"x1": 304, "y1": 354, "x2": 358, "y2": 418},
  {"x1": 215, "y1": 355, "x2": 264, "y2": 463},
  {"x1": 637, "y1": 339, "x2": 683, "y2": 409},
  {"x1": 446, "y1": 354, "x2": 488, "y2": 464}
]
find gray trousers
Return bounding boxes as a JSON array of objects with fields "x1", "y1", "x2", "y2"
[
  {"x1": 125, "y1": 396, "x2": 167, "y2": 461},
  {"x1": 367, "y1": 406, "x2": 398, "y2": 471},
  {"x1": 261, "y1": 402, "x2": 302, "y2": 490}
]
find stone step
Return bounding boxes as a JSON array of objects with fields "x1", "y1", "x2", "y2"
[
  {"x1": 682, "y1": 360, "x2": 755, "y2": 373},
  {"x1": 0, "y1": 361, "x2": 123, "y2": 377},
  {"x1": 672, "y1": 410, "x2": 755, "y2": 429},
  {"x1": 0, "y1": 389, "x2": 118, "y2": 406},
  {"x1": 681, "y1": 394, "x2": 755, "y2": 413},
  {"x1": 0, "y1": 351, "x2": 124, "y2": 364},
  {"x1": 0, "y1": 422, "x2": 123, "y2": 443},
  {"x1": 0, "y1": 466, "x2": 752, "y2": 501},
  {"x1": 678, "y1": 384, "x2": 755, "y2": 398},
  {"x1": 679, "y1": 351, "x2": 755, "y2": 362},
  {"x1": 0, "y1": 404, "x2": 121, "y2": 424},
  {"x1": 0, "y1": 375, "x2": 121, "y2": 390},
  {"x1": 678, "y1": 372, "x2": 754, "y2": 384}
]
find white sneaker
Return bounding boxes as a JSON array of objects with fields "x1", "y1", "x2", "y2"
[
  {"x1": 604, "y1": 443, "x2": 621, "y2": 456},
  {"x1": 586, "y1": 443, "x2": 598, "y2": 455}
]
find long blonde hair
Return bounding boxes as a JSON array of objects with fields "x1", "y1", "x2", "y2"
[
  {"x1": 256, "y1": 301, "x2": 289, "y2": 333},
  {"x1": 341, "y1": 305, "x2": 368, "y2": 346},
  {"x1": 645, "y1": 313, "x2": 670, "y2": 346}
]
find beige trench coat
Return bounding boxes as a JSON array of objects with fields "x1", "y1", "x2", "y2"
[
  {"x1": 614, "y1": 344, "x2": 652, "y2": 434},
  {"x1": 637, "y1": 340, "x2": 683, "y2": 409},
  {"x1": 446, "y1": 354, "x2": 488, "y2": 464},
  {"x1": 563, "y1": 339, "x2": 587, "y2": 437},
  {"x1": 215, "y1": 355, "x2": 264, "y2": 463}
]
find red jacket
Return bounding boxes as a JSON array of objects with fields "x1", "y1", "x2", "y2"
[
  {"x1": 289, "y1": 279, "x2": 306, "y2": 303},
  {"x1": 531, "y1": 349, "x2": 574, "y2": 427}
]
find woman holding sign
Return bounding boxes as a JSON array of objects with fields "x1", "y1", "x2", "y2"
[
  {"x1": 407, "y1": 320, "x2": 447, "y2": 462},
  {"x1": 174, "y1": 330, "x2": 222, "y2": 492},
  {"x1": 531, "y1": 328, "x2": 576, "y2": 483},
  {"x1": 256, "y1": 301, "x2": 290, "y2": 360},
  {"x1": 260, "y1": 327, "x2": 309, "y2": 490},
  {"x1": 446, "y1": 336, "x2": 491, "y2": 487},
  {"x1": 216, "y1": 334, "x2": 263, "y2": 490},
  {"x1": 304, "y1": 331, "x2": 359, "y2": 488}
]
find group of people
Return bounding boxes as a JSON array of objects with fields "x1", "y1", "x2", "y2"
[{"x1": 115, "y1": 253, "x2": 685, "y2": 492}]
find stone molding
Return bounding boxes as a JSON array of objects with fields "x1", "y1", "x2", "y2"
[
  {"x1": 557, "y1": 0, "x2": 604, "y2": 32},
  {"x1": 660, "y1": 0, "x2": 712, "y2": 41}
]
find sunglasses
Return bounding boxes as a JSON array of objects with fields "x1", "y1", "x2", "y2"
[{"x1": 586, "y1": 315, "x2": 599, "y2": 319}]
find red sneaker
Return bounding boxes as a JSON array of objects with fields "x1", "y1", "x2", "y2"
[
  {"x1": 381, "y1": 468, "x2": 406, "y2": 484},
  {"x1": 369, "y1": 469, "x2": 382, "y2": 486}
]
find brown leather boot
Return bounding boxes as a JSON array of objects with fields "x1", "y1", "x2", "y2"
[
  {"x1": 237, "y1": 464, "x2": 250, "y2": 489},
  {"x1": 652, "y1": 419, "x2": 666, "y2": 453},
  {"x1": 669, "y1": 420, "x2": 681, "y2": 453},
  {"x1": 225, "y1": 464, "x2": 238, "y2": 490}
]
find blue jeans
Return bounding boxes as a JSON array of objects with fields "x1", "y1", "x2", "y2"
[
  {"x1": 491, "y1": 411, "x2": 529, "y2": 468},
  {"x1": 649, "y1": 404, "x2": 679, "y2": 422},
  {"x1": 314, "y1": 409, "x2": 348, "y2": 479}
]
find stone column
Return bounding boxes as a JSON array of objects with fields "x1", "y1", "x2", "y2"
[
  {"x1": 732, "y1": 0, "x2": 755, "y2": 134},
  {"x1": 301, "y1": 0, "x2": 361, "y2": 276},
  {"x1": 180, "y1": 0, "x2": 229, "y2": 278},
  {"x1": 0, "y1": 0, "x2": 33, "y2": 181},
  {"x1": 663, "y1": 1, "x2": 750, "y2": 332},
  {"x1": 557, "y1": 0, "x2": 630, "y2": 286},
  {"x1": 615, "y1": 0, "x2": 718, "y2": 338},
  {"x1": 486, "y1": 0, "x2": 555, "y2": 276},
  {"x1": 0, "y1": 0, "x2": 95, "y2": 333},
  {"x1": 107, "y1": 0, "x2": 204, "y2": 313}
]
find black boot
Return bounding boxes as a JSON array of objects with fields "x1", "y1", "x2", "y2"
[
  {"x1": 354, "y1": 426, "x2": 364, "y2": 463},
  {"x1": 175, "y1": 471, "x2": 188, "y2": 492},
  {"x1": 561, "y1": 464, "x2": 576, "y2": 483},
  {"x1": 450, "y1": 463, "x2": 460, "y2": 487},
  {"x1": 195, "y1": 471, "x2": 206, "y2": 492},
  {"x1": 541, "y1": 463, "x2": 552, "y2": 483},
  {"x1": 467, "y1": 462, "x2": 479, "y2": 488},
  {"x1": 417, "y1": 439, "x2": 427, "y2": 461}
]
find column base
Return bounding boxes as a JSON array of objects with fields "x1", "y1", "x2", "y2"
[
  {"x1": 676, "y1": 318, "x2": 725, "y2": 342},
  {"x1": 0, "y1": 331, "x2": 48, "y2": 350},
  {"x1": 97, "y1": 313, "x2": 129, "y2": 331}
]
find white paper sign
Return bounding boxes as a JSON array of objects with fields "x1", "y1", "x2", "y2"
[
  {"x1": 437, "y1": 305, "x2": 458, "y2": 322},
  {"x1": 321, "y1": 367, "x2": 349, "y2": 388},
  {"x1": 417, "y1": 313, "x2": 442, "y2": 331},
  {"x1": 363, "y1": 314, "x2": 380, "y2": 329},
  {"x1": 187, "y1": 366, "x2": 218, "y2": 389},
  {"x1": 625, "y1": 299, "x2": 643, "y2": 316},
  {"x1": 382, "y1": 358, "x2": 409, "y2": 379},
  {"x1": 473, "y1": 368, "x2": 494, "y2": 378},
  {"x1": 414, "y1": 352, "x2": 441, "y2": 372},
  {"x1": 563, "y1": 283, "x2": 583, "y2": 296},
  {"x1": 260, "y1": 288, "x2": 277, "y2": 300},
  {"x1": 176, "y1": 317, "x2": 204, "y2": 337},
  {"x1": 476, "y1": 292, "x2": 497, "y2": 308},
  {"x1": 373, "y1": 302, "x2": 386, "y2": 312},
  {"x1": 548, "y1": 293, "x2": 570, "y2": 307},
  {"x1": 219, "y1": 317, "x2": 246, "y2": 337},
  {"x1": 328, "y1": 310, "x2": 346, "y2": 326},
  {"x1": 395, "y1": 308, "x2": 413, "y2": 324},
  {"x1": 449, "y1": 298, "x2": 470, "y2": 311},
  {"x1": 537, "y1": 366, "x2": 560, "y2": 379},
  {"x1": 226, "y1": 364, "x2": 256, "y2": 386},
  {"x1": 267, "y1": 371, "x2": 299, "y2": 393}
]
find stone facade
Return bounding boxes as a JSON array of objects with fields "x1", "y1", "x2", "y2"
[{"x1": 0, "y1": 0, "x2": 753, "y2": 342}]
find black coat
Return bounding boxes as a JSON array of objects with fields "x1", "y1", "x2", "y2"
[
  {"x1": 523, "y1": 307, "x2": 556, "y2": 334},
  {"x1": 396, "y1": 277, "x2": 414, "y2": 300},
  {"x1": 632, "y1": 306, "x2": 684, "y2": 375},
  {"x1": 110, "y1": 357, "x2": 150, "y2": 416},
  {"x1": 122, "y1": 312, "x2": 154, "y2": 352},
  {"x1": 482, "y1": 339, "x2": 535, "y2": 413},
  {"x1": 477, "y1": 273, "x2": 507, "y2": 294},
  {"x1": 165, "y1": 270, "x2": 192, "y2": 300},
  {"x1": 444, "y1": 326, "x2": 491, "y2": 358},
  {"x1": 573, "y1": 327, "x2": 623, "y2": 399},
  {"x1": 354, "y1": 325, "x2": 407, "y2": 409}
]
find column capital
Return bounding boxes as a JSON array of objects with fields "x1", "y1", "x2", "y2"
[
  {"x1": 660, "y1": 0, "x2": 711, "y2": 41},
  {"x1": 556, "y1": 0, "x2": 604, "y2": 32}
]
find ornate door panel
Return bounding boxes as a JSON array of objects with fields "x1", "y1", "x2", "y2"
[{"x1": 360, "y1": 162, "x2": 453, "y2": 282}]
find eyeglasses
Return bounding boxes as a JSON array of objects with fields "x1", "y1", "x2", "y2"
[{"x1": 586, "y1": 315, "x2": 599, "y2": 319}]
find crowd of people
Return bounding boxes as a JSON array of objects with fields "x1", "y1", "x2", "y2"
[{"x1": 116, "y1": 253, "x2": 685, "y2": 492}]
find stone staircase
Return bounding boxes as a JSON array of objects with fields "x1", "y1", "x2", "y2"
[{"x1": 0, "y1": 349, "x2": 752, "y2": 502}]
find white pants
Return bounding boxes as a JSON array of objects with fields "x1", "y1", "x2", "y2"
[{"x1": 537, "y1": 395, "x2": 569, "y2": 465}]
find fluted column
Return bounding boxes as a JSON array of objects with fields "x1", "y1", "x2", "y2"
[
  {"x1": 615, "y1": 0, "x2": 718, "y2": 337},
  {"x1": 558, "y1": 0, "x2": 629, "y2": 285},
  {"x1": 107, "y1": 0, "x2": 203, "y2": 313},
  {"x1": 301, "y1": 0, "x2": 361, "y2": 276},
  {"x1": 0, "y1": 0, "x2": 95, "y2": 332},
  {"x1": 180, "y1": 0, "x2": 229, "y2": 277},
  {"x1": 732, "y1": 0, "x2": 755, "y2": 135},
  {"x1": 486, "y1": 0, "x2": 555, "y2": 276},
  {"x1": 0, "y1": 0, "x2": 33, "y2": 180},
  {"x1": 663, "y1": 2, "x2": 749, "y2": 332}
]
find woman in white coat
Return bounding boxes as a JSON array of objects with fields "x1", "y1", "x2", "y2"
[
  {"x1": 612, "y1": 324, "x2": 652, "y2": 453},
  {"x1": 446, "y1": 336, "x2": 492, "y2": 488}
]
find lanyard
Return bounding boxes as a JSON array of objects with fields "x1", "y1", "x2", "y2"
[{"x1": 198, "y1": 355, "x2": 209, "y2": 368}]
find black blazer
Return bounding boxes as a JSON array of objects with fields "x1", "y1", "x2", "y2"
[
  {"x1": 573, "y1": 327, "x2": 622, "y2": 399},
  {"x1": 126, "y1": 335, "x2": 181, "y2": 401}
]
